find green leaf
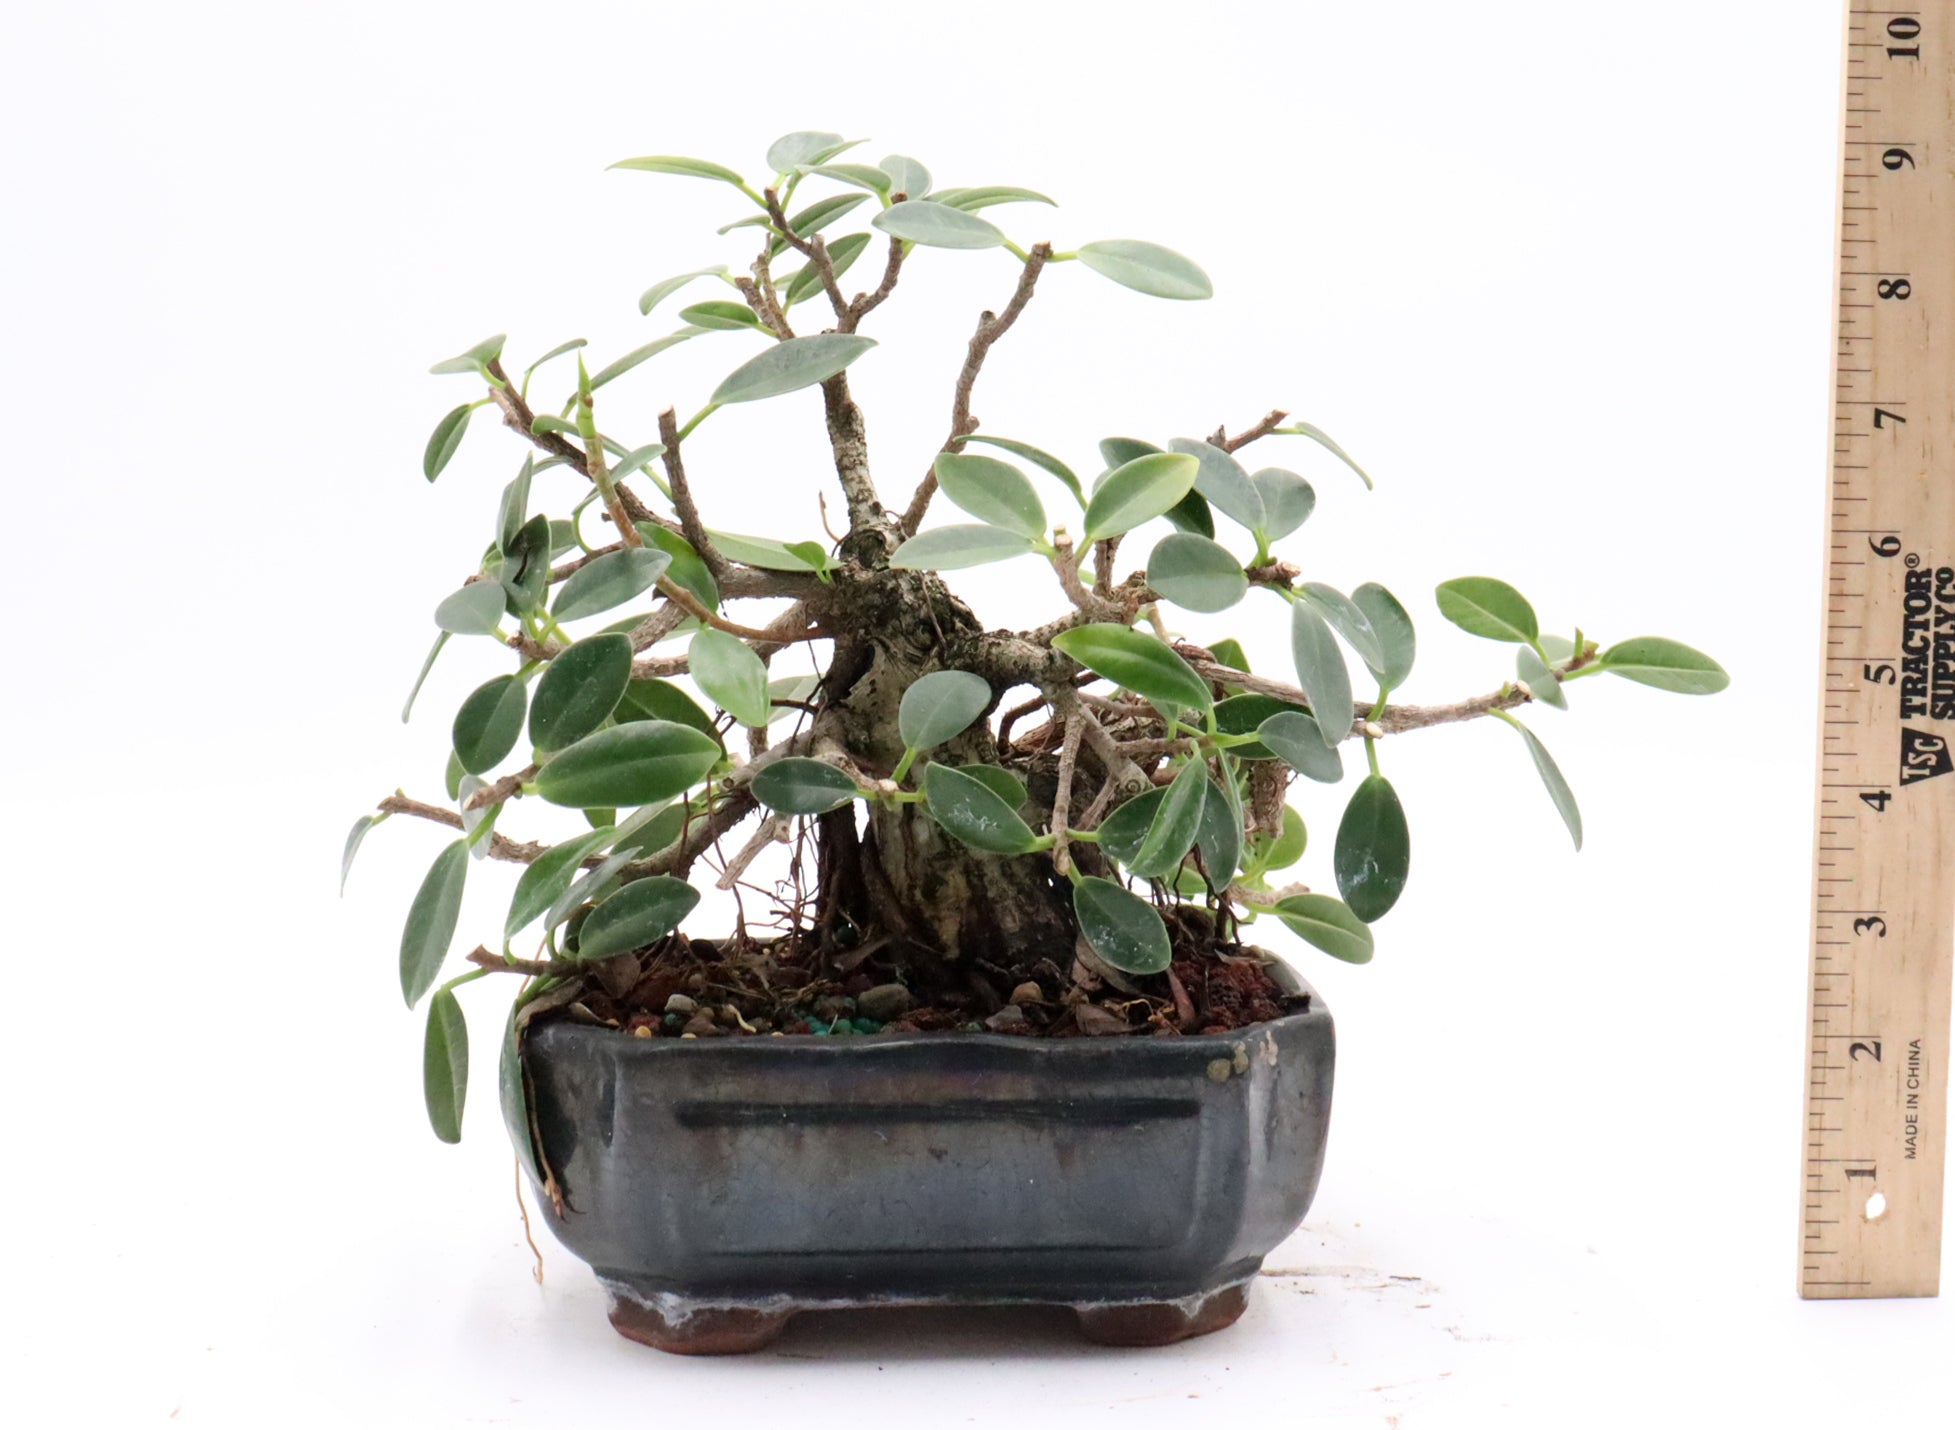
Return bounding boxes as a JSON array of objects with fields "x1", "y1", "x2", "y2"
[
  {"x1": 610, "y1": 154, "x2": 747, "y2": 186},
  {"x1": 767, "y1": 673, "x2": 819, "y2": 726},
  {"x1": 1147, "y1": 533, "x2": 1247, "y2": 613},
  {"x1": 1163, "y1": 489, "x2": 1216, "y2": 539},
  {"x1": 340, "y1": 815, "x2": 375, "y2": 895},
  {"x1": 1435, "y1": 576, "x2": 1539, "y2": 644},
  {"x1": 1073, "y1": 878, "x2": 1173, "y2": 975},
  {"x1": 1130, "y1": 760, "x2": 1208, "y2": 879},
  {"x1": 535, "y1": 720, "x2": 722, "y2": 809},
  {"x1": 505, "y1": 827, "x2": 615, "y2": 943},
  {"x1": 424, "y1": 404, "x2": 472, "y2": 482},
  {"x1": 1278, "y1": 421, "x2": 1372, "y2": 489},
  {"x1": 1540, "y1": 634, "x2": 1576, "y2": 663},
  {"x1": 782, "y1": 541, "x2": 832, "y2": 578},
  {"x1": 423, "y1": 989, "x2": 469, "y2": 1144},
  {"x1": 1290, "y1": 600, "x2": 1355, "y2": 742},
  {"x1": 642, "y1": 527, "x2": 721, "y2": 611},
  {"x1": 752, "y1": 757, "x2": 861, "y2": 815},
  {"x1": 879, "y1": 154, "x2": 932, "y2": 198},
  {"x1": 1269, "y1": 893, "x2": 1374, "y2": 964},
  {"x1": 1599, "y1": 637, "x2": 1730, "y2": 695},
  {"x1": 435, "y1": 580, "x2": 506, "y2": 636},
  {"x1": 500, "y1": 1001, "x2": 539, "y2": 1182},
  {"x1": 1259, "y1": 805, "x2": 1308, "y2": 872},
  {"x1": 1516, "y1": 645, "x2": 1567, "y2": 710},
  {"x1": 400, "y1": 840, "x2": 468, "y2": 1007},
  {"x1": 1076, "y1": 240, "x2": 1212, "y2": 300},
  {"x1": 782, "y1": 231, "x2": 871, "y2": 306},
  {"x1": 403, "y1": 631, "x2": 449, "y2": 723},
  {"x1": 873, "y1": 199, "x2": 1006, "y2": 250},
  {"x1": 770, "y1": 193, "x2": 869, "y2": 255},
  {"x1": 1209, "y1": 638, "x2": 1250, "y2": 673},
  {"x1": 899, "y1": 669, "x2": 993, "y2": 750},
  {"x1": 1168, "y1": 438, "x2": 1264, "y2": 533},
  {"x1": 767, "y1": 131, "x2": 846, "y2": 173},
  {"x1": 444, "y1": 749, "x2": 465, "y2": 801},
  {"x1": 498, "y1": 515, "x2": 553, "y2": 616},
  {"x1": 523, "y1": 339, "x2": 586, "y2": 382},
  {"x1": 590, "y1": 327, "x2": 704, "y2": 390},
  {"x1": 616, "y1": 677, "x2": 720, "y2": 742},
  {"x1": 530, "y1": 414, "x2": 577, "y2": 436},
  {"x1": 711, "y1": 332, "x2": 878, "y2": 405},
  {"x1": 551, "y1": 546, "x2": 672, "y2": 622},
  {"x1": 1351, "y1": 582, "x2": 1416, "y2": 689},
  {"x1": 679, "y1": 300, "x2": 763, "y2": 331},
  {"x1": 689, "y1": 628, "x2": 771, "y2": 727},
  {"x1": 1252, "y1": 468, "x2": 1315, "y2": 542},
  {"x1": 613, "y1": 801, "x2": 688, "y2": 860},
  {"x1": 1052, "y1": 624, "x2": 1212, "y2": 711},
  {"x1": 922, "y1": 763, "x2": 1042, "y2": 854},
  {"x1": 638, "y1": 267, "x2": 726, "y2": 317},
  {"x1": 498, "y1": 457, "x2": 534, "y2": 555},
  {"x1": 1503, "y1": 715, "x2": 1582, "y2": 849},
  {"x1": 1257, "y1": 711, "x2": 1345, "y2": 784},
  {"x1": 1097, "y1": 436, "x2": 1161, "y2": 474},
  {"x1": 1299, "y1": 582, "x2": 1385, "y2": 671},
  {"x1": 931, "y1": 184, "x2": 1054, "y2": 211},
  {"x1": 452, "y1": 675, "x2": 528, "y2": 775},
  {"x1": 803, "y1": 161, "x2": 891, "y2": 196},
  {"x1": 1081, "y1": 452, "x2": 1200, "y2": 544},
  {"x1": 457, "y1": 773, "x2": 496, "y2": 858},
  {"x1": 889, "y1": 524, "x2": 1037, "y2": 571},
  {"x1": 1097, "y1": 787, "x2": 1167, "y2": 866},
  {"x1": 1334, "y1": 774, "x2": 1410, "y2": 922},
  {"x1": 429, "y1": 333, "x2": 506, "y2": 377},
  {"x1": 933, "y1": 452, "x2": 1047, "y2": 539},
  {"x1": 961, "y1": 764, "x2": 1027, "y2": 808},
  {"x1": 528, "y1": 634, "x2": 632, "y2": 752},
  {"x1": 963, "y1": 435, "x2": 1085, "y2": 509},
  {"x1": 1214, "y1": 692, "x2": 1302, "y2": 758},
  {"x1": 573, "y1": 876, "x2": 701, "y2": 961},
  {"x1": 1197, "y1": 774, "x2": 1243, "y2": 888}
]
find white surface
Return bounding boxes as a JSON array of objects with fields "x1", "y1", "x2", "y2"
[{"x1": 5, "y1": 1, "x2": 1953, "y2": 1425}]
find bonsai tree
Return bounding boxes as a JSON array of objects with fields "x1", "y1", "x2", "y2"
[{"x1": 347, "y1": 131, "x2": 1727, "y2": 1159}]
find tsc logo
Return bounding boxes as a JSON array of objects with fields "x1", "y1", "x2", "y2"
[{"x1": 1900, "y1": 727, "x2": 1953, "y2": 786}]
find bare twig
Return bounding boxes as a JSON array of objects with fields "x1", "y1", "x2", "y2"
[
  {"x1": 657, "y1": 407, "x2": 730, "y2": 577},
  {"x1": 466, "y1": 946, "x2": 557, "y2": 977},
  {"x1": 1211, "y1": 408, "x2": 1290, "y2": 454},
  {"x1": 377, "y1": 795, "x2": 551, "y2": 865},
  {"x1": 843, "y1": 236, "x2": 906, "y2": 330},
  {"x1": 764, "y1": 189, "x2": 849, "y2": 319},
  {"x1": 900, "y1": 243, "x2": 1052, "y2": 535},
  {"x1": 1050, "y1": 706, "x2": 1084, "y2": 875},
  {"x1": 463, "y1": 765, "x2": 538, "y2": 813},
  {"x1": 484, "y1": 361, "x2": 653, "y2": 524}
]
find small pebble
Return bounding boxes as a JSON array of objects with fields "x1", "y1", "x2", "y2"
[
  {"x1": 664, "y1": 994, "x2": 698, "y2": 1016},
  {"x1": 632, "y1": 1025, "x2": 653, "y2": 1039},
  {"x1": 984, "y1": 1005, "x2": 1028, "y2": 1032},
  {"x1": 1008, "y1": 981, "x2": 1044, "y2": 1007},
  {"x1": 682, "y1": 1012, "x2": 723, "y2": 1038},
  {"x1": 856, "y1": 983, "x2": 916, "y2": 1022},
  {"x1": 1206, "y1": 1058, "x2": 1234, "y2": 1083}
]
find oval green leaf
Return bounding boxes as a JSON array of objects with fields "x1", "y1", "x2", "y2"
[
  {"x1": 1290, "y1": 601, "x2": 1354, "y2": 742},
  {"x1": 921, "y1": 763, "x2": 1041, "y2": 854},
  {"x1": 873, "y1": 199, "x2": 1006, "y2": 249},
  {"x1": 1435, "y1": 576, "x2": 1539, "y2": 644},
  {"x1": 1051, "y1": 623, "x2": 1212, "y2": 712},
  {"x1": 1214, "y1": 692, "x2": 1303, "y2": 759},
  {"x1": 638, "y1": 267, "x2": 726, "y2": 317},
  {"x1": 642, "y1": 526, "x2": 721, "y2": 611},
  {"x1": 879, "y1": 154, "x2": 932, "y2": 198},
  {"x1": 1074, "y1": 878, "x2": 1173, "y2": 975},
  {"x1": 435, "y1": 580, "x2": 507, "y2": 636},
  {"x1": 804, "y1": 162, "x2": 892, "y2": 196},
  {"x1": 963, "y1": 435, "x2": 1085, "y2": 510},
  {"x1": 1168, "y1": 438, "x2": 1264, "y2": 533},
  {"x1": 1278, "y1": 420, "x2": 1373, "y2": 490},
  {"x1": 1516, "y1": 645, "x2": 1567, "y2": 710},
  {"x1": 340, "y1": 814, "x2": 375, "y2": 896},
  {"x1": 1252, "y1": 468, "x2": 1316, "y2": 542},
  {"x1": 1148, "y1": 533, "x2": 1248, "y2": 613},
  {"x1": 610, "y1": 154, "x2": 746, "y2": 186},
  {"x1": 423, "y1": 989, "x2": 469, "y2": 1144},
  {"x1": 1130, "y1": 760, "x2": 1208, "y2": 879},
  {"x1": 424, "y1": 404, "x2": 472, "y2": 482},
  {"x1": 573, "y1": 876, "x2": 701, "y2": 962},
  {"x1": 616, "y1": 677, "x2": 721, "y2": 742},
  {"x1": 429, "y1": 333, "x2": 506, "y2": 377},
  {"x1": 590, "y1": 328, "x2": 704, "y2": 390},
  {"x1": 932, "y1": 184, "x2": 1054, "y2": 211},
  {"x1": 1096, "y1": 787, "x2": 1167, "y2": 866},
  {"x1": 529, "y1": 634, "x2": 632, "y2": 752},
  {"x1": 1300, "y1": 582, "x2": 1385, "y2": 671},
  {"x1": 452, "y1": 675, "x2": 528, "y2": 776},
  {"x1": 1081, "y1": 452, "x2": 1200, "y2": 545},
  {"x1": 552, "y1": 546, "x2": 673, "y2": 623},
  {"x1": 1257, "y1": 710, "x2": 1345, "y2": 784},
  {"x1": 679, "y1": 300, "x2": 763, "y2": 331},
  {"x1": 1197, "y1": 774, "x2": 1243, "y2": 889},
  {"x1": 1270, "y1": 893, "x2": 1374, "y2": 964},
  {"x1": 1599, "y1": 637, "x2": 1730, "y2": 695},
  {"x1": 899, "y1": 669, "x2": 993, "y2": 750},
  {"x1": 1077, "y1": 240, "x2": 1212, "y2": 300},
  {"x1": 505, "y1": 827, "x2": 615, "y2": 943},
  {"x1": 711, "y1": 333, "x2": 878, "y2": 405},
  {"x1": 689, "y1": 628, "x2": 772, "y2": 727},
  {"x1": 933, "y1": 451, "x2": 1046, "y2": 539},
  {"x1": 400, "y1": 840, "x2": 468, "y2": 1007},
  {"x1": 705, "y1": 529, "x2": 825, "y2": 573},
  {"x1": 1504, "y1": 715, "x2": 1582, "y2": 849},
  {"x1": 752, "y1": 757, "x2": 862, "y2": 815},
  {"x1": 767, "y1": 131, "x2": 845, "y2": 173},
  {"x1": 1334, "y1": 774, "x2": 1410, "y2": 922},
  {"x1": 535, "y1": 720, "x2": 722, "y2": 809},
  {"x1": 1352, "y1": 582, "x2": 1416, "y2": 689},
  {"x1": 961, "y1": 764, "x2": 1028, "y2": 809},
  {"x1": 782, "y1": 231, "x2": 871, "y2": 306},
  {"x1": 889, "y1": 524, "x2": 1036, "y2": 571}
]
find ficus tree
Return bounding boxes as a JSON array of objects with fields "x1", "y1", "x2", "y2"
[{"x1": 346, "y1": 131, "x2": 1728, "y2": 1149}]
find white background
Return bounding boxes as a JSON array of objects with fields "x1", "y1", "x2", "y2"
[{"x1": 5, "y1": 1, "x2": 1949, "y2": 1425}]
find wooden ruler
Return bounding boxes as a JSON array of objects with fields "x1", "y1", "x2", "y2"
[{"x1": 1803, "y1": 0, "x2": 1955, "y2": 1300}]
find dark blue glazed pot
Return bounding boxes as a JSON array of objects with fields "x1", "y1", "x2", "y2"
[{"x1": 518, "y1": 976, "x2": 1334, "y2": 1353}]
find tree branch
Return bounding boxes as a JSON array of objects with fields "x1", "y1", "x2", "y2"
[
  {"x1": 764, "y1": 189, "x2": 850, "y2": 320},
  {"x1": 1211, "y1": 408, "x2": 1290, "y2": 454},
  {"x1": 657, "y1": 407, "x2": 731, "y2": 577},
  {"x1": 1174, "y1": 646, "x2": 1557, "y2": 736},
  {"x1": 377, "y1": 795, "x2": 551, "y2": 865},
  {"x1": 843, "y1": 236, "x2": 906, "y2": 331},
  {"x1": 900, "y1": 243, "x2": 1052, "y2": 535},
  {"x1": 484, "y1": 361, "x2": 652, "y2": 524}
]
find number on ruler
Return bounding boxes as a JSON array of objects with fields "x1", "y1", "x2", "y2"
[
  {"x1": 1879, "y1": 277, "x2": 1913, "y2": 301},
  {"x1": 1874, "y1": 408, "x2": 1907, "y2": 429},
  {"x1": 1851, "y1": 1041, "x2": 1884, "y2": 1063},
  {"x1": 1862, "y1": 789, "x2": 1893, "y2": 812},
  {"x1": 1854, "y1": 916, "x2": 1887, "y2": 937},
  {"x1": 1884, "y1": 146, "x2": 1916, "y2": 171},
  {"x1": 1888, "y1": 15, "x2": 1922, "y2": 60},
  {"x1": 1871, "y1": 534, "x2": 1903, "y2": 556}
]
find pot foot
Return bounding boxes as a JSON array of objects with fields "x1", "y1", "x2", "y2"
[
  {"x1": 1071, "y1": 1279, "x2": 1252, "y2": 1347},
  {"x1": 603, "y1": 1285, "x2": 794, "y2": 1355}
]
